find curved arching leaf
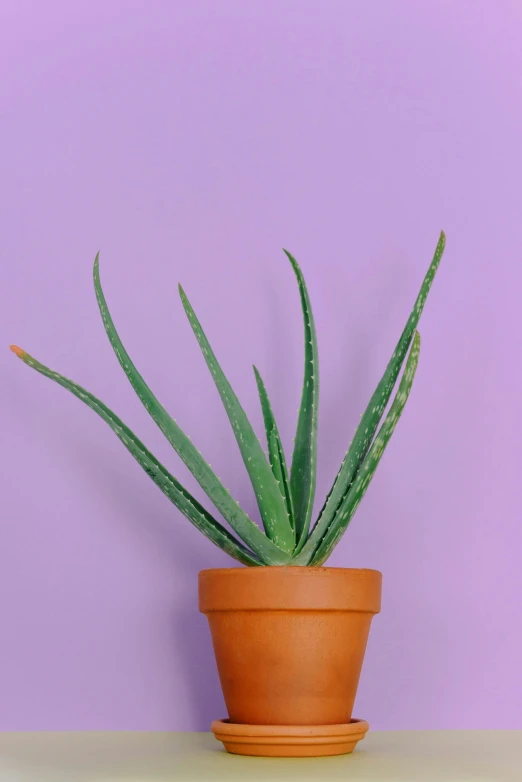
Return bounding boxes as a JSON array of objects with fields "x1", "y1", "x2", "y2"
[
  {"x1": 294, "y1": 232, "x2": 445, "y2": 564},
  {"x1": 253, "y1": 366, "x2": 295, "y2": 530},
  {"x1": 309, "y1": 331, "x2": 421, "y2": 566},
  {"x1": 284, "y1": 250, "x2": 319, "y2": 548},
  {"x1": 179, "y1": 285, "x2": 295, "y2": 554},
  {"x1": 93, "y1": 256, "x2": 290, "y2": 565},
  {"x1": 10, "y1": 346, "x2": 261, "y2": 567}
]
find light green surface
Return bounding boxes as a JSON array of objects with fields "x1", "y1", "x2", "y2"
[{"x1": 0, "y1": 731, "x2": 520, "y2": 781}]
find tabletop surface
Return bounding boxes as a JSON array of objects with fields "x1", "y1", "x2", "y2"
[{"x1": 0, "y1": 730, "x2": 520, "y2": 781}]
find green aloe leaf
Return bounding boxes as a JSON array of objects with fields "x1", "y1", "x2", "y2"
[
  {"x1": 309, "y1": 331, "x2": 421, "y2": 566},
  {"x1": 10, "y1": 346, "x2": 261, "y2": 567},
  {"x1": 293, "y1": 232, "x2": 445, "y2": 564},
  {"x1": 179, "y1": 286, "x2": 295, "y2": 554},
  {"x1": 253, "y1": 366, "x2": 295, "y2": 530},
  {"x1": 93, "y1": 255, "x2": 290, "y2": 565},
  {"x1": 284, "y1": 250, "x2": 319, "y2": 547}
]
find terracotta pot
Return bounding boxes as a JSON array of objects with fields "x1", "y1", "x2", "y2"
[{"x1": 199, "y1": 566, "x2": 381, "y2": 756}]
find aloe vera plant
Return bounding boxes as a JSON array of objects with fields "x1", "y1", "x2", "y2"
[{"x1": 11, "y1": 232, "x2": 445, "y2": 566}]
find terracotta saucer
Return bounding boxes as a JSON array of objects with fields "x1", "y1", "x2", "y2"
[{"x1": 211, "y1": 717, "x2": 369, "y2": 757}]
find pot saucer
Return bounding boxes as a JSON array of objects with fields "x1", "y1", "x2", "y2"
[{"x1": 211, "y1": 717, "x2": 369, "y2": 757}]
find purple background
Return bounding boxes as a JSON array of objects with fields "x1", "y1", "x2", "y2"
[{"x1": 1, "y1": 0, "x2": 521, "y2": 731}]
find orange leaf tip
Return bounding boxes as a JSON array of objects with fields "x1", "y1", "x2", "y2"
[{"x1": 10, "y1": 345, "x2": 25, "y2": 358}]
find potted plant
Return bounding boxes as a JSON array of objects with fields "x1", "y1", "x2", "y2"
[{"x1": 11, "y1": 232, "x2": 445, "y2": 757}]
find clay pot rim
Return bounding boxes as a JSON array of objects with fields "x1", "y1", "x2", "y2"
[
  {"x1": 200, "y1": 565, "x2": 381, "y2": 576},
  {"x1": 199, "y1": 565, "x2": 382, "y2": 614}
]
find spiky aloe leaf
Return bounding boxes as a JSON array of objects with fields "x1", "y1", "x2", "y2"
[
  {"x1": 179, "y1": 286, "x2": 295, "y2": 554},
  {"x1": 253, "y1": 366, "x2": 294, "y2": 530},
  {"x1": 284, "y1": 250, "x2": 319, "y2": 546},
  {"x1": 9, "y1": 346, "x2": 261, "y2": 567},
  {"x1": 309, "y1": 331, "x2": 421, "y2": 566},
  {"x1": 93, "y1": 256, "x2": 290, "y2": 565},
  {"x1": 293, "y1": 232, "x2": 445, "y2": 564}
]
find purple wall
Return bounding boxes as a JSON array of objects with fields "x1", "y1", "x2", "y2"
[{"x1": 1, "y1": 0, "x2": 521, "y2": 731}]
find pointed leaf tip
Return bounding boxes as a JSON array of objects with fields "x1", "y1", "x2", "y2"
[{"x1": 10, "y1": 345, "x2": 25, "y2": 358}]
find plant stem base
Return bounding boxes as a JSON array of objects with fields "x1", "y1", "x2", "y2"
[{"x1": 211, "y1": 718, "x2": 369, "y2": 757}]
